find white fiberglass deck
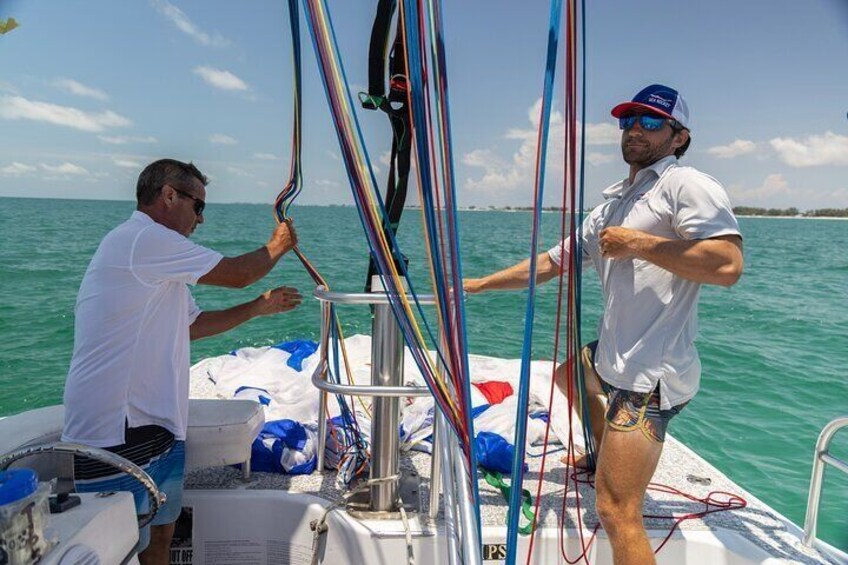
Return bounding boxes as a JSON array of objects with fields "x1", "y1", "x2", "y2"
[
  {"x1": 186, "y1": 343, "x2": 842, "y2": 565},
  {"x1": 184, "y1": 437, "x2": 838, "y2": 564}
]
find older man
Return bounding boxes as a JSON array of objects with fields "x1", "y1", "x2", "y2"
[
  {"x1": 63, "y1": 158, "x2": 302, "y2": 564},
  {"x1": 465, "y1": 84, "x2": 743, "y2": 565}
]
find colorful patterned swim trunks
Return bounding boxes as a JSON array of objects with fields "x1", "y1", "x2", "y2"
[{"x1": 584, "y1": 341, "x2": 687, "y2": 443}]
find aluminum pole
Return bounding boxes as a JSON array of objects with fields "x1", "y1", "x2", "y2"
[
  {"x1": 316, "y1": 299, "x2": 329, "y2": 473},
  {"x1": 438, "y1": 410, "x2": 462, "y2": 565},
  {"x1": 429, "y1": 411, "x2": 442, "y2": 519},
  {"x1": 369, "y1": 299, "x2": 405, "y2": 511},
  {"x1": 452, "y1": 436, "x2": 482, "y2": 565}
]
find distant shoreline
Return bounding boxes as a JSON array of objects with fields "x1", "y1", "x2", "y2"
[
  {"x1": 736, "y1": 214, "x2": 848, "y2": 220},
  {"x1": 2, "y1": 196, "x2": 847, "y2": 219}
]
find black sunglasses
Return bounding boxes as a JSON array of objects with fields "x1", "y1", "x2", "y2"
[{"x1": 167, "y1": 185, "x2": 206, "y2": 216}]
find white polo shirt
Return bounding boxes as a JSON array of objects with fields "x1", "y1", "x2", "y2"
[
  {"x1": 63, "y1": 211, "x2": 222, "y2": 447},
  {"x1": 548, "y1": 156, "x2": 741, "y2": 408}
]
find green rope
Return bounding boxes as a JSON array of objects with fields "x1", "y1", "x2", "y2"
[
  {"x1": 482, "y1": 470, "x2": 537, "y2": 535},
  {"x1": 358, "y1": 92, "x2": 387, "y2": 111}
]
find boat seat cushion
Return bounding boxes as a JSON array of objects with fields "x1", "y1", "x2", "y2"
[
  {"x1": 0, "y1": 400, "x2": 264, "y2": 473},
  {"x1": 185, "y1": 399, "x2": 264, "y2": 471}
]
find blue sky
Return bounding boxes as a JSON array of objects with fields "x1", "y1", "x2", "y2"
[{"x1": 1, "y1": 0, "x2": 846, "y2": 210}]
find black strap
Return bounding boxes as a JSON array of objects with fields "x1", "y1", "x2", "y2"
[
  {"x1": 361, "y1": 1, "x2": 413, "y2": 291},
  {"x1": 363, "y1": 0, "x2": 397, "y2": 109}
]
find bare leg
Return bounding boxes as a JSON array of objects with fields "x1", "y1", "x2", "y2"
[
  {"x1": 554, "y1": 346, "x2": 607, "y2": 466},
  {"x1": 594, "y1": 425, "x2": 663, "y2": 565},
  {"x1": 139, "y1": 523, "x2": 175, "y2": 565}
]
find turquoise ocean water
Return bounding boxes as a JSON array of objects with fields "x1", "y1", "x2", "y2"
[{"x1": 0, "y1": 197, "x2": 845, "y2": 550}]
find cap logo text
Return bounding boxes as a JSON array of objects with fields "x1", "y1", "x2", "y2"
[{"x1": 647, "y1": 94, "x2": 672, "y2": 108}]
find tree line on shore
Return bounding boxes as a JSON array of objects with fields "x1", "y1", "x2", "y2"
[
  {"x1": 463, "y1": 206, "x2": 848, "y2": 217},
  {"x1": 732, "y1": 206, "x2": 848, "y2": 218},
  {"x1": 401, "y1": 204, "x2": 848, "y2": 217}
]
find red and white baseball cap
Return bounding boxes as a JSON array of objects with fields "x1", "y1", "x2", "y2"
[{"x1": 611, "y1": 84, "x2": 690, "y2": 130}]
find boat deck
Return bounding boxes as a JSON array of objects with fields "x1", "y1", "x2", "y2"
[{"x1": 185, "y1": 433, "x2": 834, "y2": 564}]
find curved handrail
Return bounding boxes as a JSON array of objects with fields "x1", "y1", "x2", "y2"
[
  {"x1": 802, "y1": 415, "x2": 848, "y2": 548},
  {"x1": 313, "y1": 285, "x2": 438, "y2": 306},
  {"x1": 0, "y1": 441, "x2": 166, "y2": 528},
  {"x1": 311, "y1": 359, "x2": 431, "y2": 398}
]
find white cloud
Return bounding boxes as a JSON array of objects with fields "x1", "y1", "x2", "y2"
[
  {"x1": 585, "y1": 123, "x2": 620, "y2": 146},
  {"x1": 0, "y1": 95, "x2": 131, "y2": 132},
  {"x1": 151, "y1": 0, "x2": 229, "y2": 47},
  {"x1": 0, "y1": 162, "x2": 37, "y2": 175},
  {"x1": 40, "y1": 162, "x2": 90, "y2": 176},
  {"x1": 210, "y1": 134, "x2": 238, "y2": 145},
  {"x1": 98, "y1": 135, "x2": 157, "y2": 145},
  {"x1": 462, "y1": 149, "x2": 524, "y2": 192},
  {"x1": 504, "y1": 127, "x2": 535, "y2": 141},
  {"x1": 532, "y1": 98, "x2": 563, "y2": 126},
  {"x1": 707, "y1": 139, "x2": 757, "y2": 159},
  {"x1": 0, "y1": 81, "x2": 19, "y2": 94},
  {"x1": 315, "y1": 179, "x2": 340, "y2": 187},
  {"x1": 226, "y1": 166, "x2": 252, "y2": 177},
  {"x1": 193, "y1": 66, "x2": 249, "y2": 92},
  {"x1": 727, "y1": 174, "x2": 792, "y2": 207},
  {"x1": 52, "y1": 78, "x2": 109, "y2": 101},
  {"x1": 253, "y1": 153, "x2": 277, "y2": 160},
  {"x1": 463, "y1": 149, "x2": 506, "y2": 170},
  {"x1": 113, "y1": 159, "x2": 141, "y2": 169},
  {"x1": 379, "y1": 151, "x2": 392, "y2": 167},
  {"x1": 770, "y1": 131, "x2": 848, "y2": 167},
  {"x1": 586, "y1": 152, "x2": 615, "y2": 166},
  {"x1": 725, "y1": 173, "x2": 848, "y2": 209},
  {"x1": 464, "y1": 98, "x2": 618, "y2": 196}
]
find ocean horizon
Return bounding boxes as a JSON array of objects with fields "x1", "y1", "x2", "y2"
[{"x1": 0, "y1": 196, "x2": 845, "y2": 550}]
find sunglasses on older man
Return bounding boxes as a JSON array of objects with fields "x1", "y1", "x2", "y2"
[
  {"x1": 619, "y1": 113, "x2": 681, "y2": 132},
  {"x1": 167, "y1": 185, "x2": 206, "y2": 216}
]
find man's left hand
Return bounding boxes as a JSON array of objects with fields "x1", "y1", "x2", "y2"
[
  {"x1": 253, "y1": 286, "x2": 303, "y2": 316},
  {"x1": 598, "y1": 226, "x2": 654, "y2": 260}
]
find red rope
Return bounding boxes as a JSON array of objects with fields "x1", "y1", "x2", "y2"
[
  {"x1": 521, "y1": 4, "x2": 746, "y2": 560},
  {"x1": 555, "y1": 468, "x2": 749, "y2": 558}
]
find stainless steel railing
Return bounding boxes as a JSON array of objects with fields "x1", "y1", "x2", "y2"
[
  {"x1": 311, "y1": 283, "x2": 481, "y2": 562},
  {"x1": 0, "y1": 442, "x2": 165, "y2": 527},
  {"x1": 802, "y1": 415, "x2": 848, "y2": 549},
  {"x1": 311, "y1": 284, "x2": 440, "y2": 514},
  {"x1": 313, "y1": 286, "x2": 437, "y2": 306}
]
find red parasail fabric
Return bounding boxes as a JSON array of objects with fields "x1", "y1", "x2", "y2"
[{"x1": 473, "y1": 381, "x2": 513, "y2": 405}]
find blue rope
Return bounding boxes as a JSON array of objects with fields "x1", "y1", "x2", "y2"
[
  {"x1": 574, "y1": 0, "x2": 596, "y2": 470},
  {"x1": 505, "y1": 1, "x2": 562, "y2": 562},
  {"x1": 301, "y1": 0, "x2": 457, "y2": 427},
  {"x1": 276, "y1": 0, "x2": 303, "y2": 222},
  {"x1": 401, "y1": 0, "x2": 483, "y2": 536},
  {"x1": 301, "y1": 0, "x2": 477, "y2": 455},
  {"x1": 431, "y1": 0, "x2": 483, "y2": 537}
]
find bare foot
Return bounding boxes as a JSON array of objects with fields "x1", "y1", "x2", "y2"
[{"x1": 561, "y1": 448, "x2": 593, "y2": 469}]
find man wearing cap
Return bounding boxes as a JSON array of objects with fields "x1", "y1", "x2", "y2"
[{"x1": 465, "y1": 84, "x2": 743, "y2": 564}]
